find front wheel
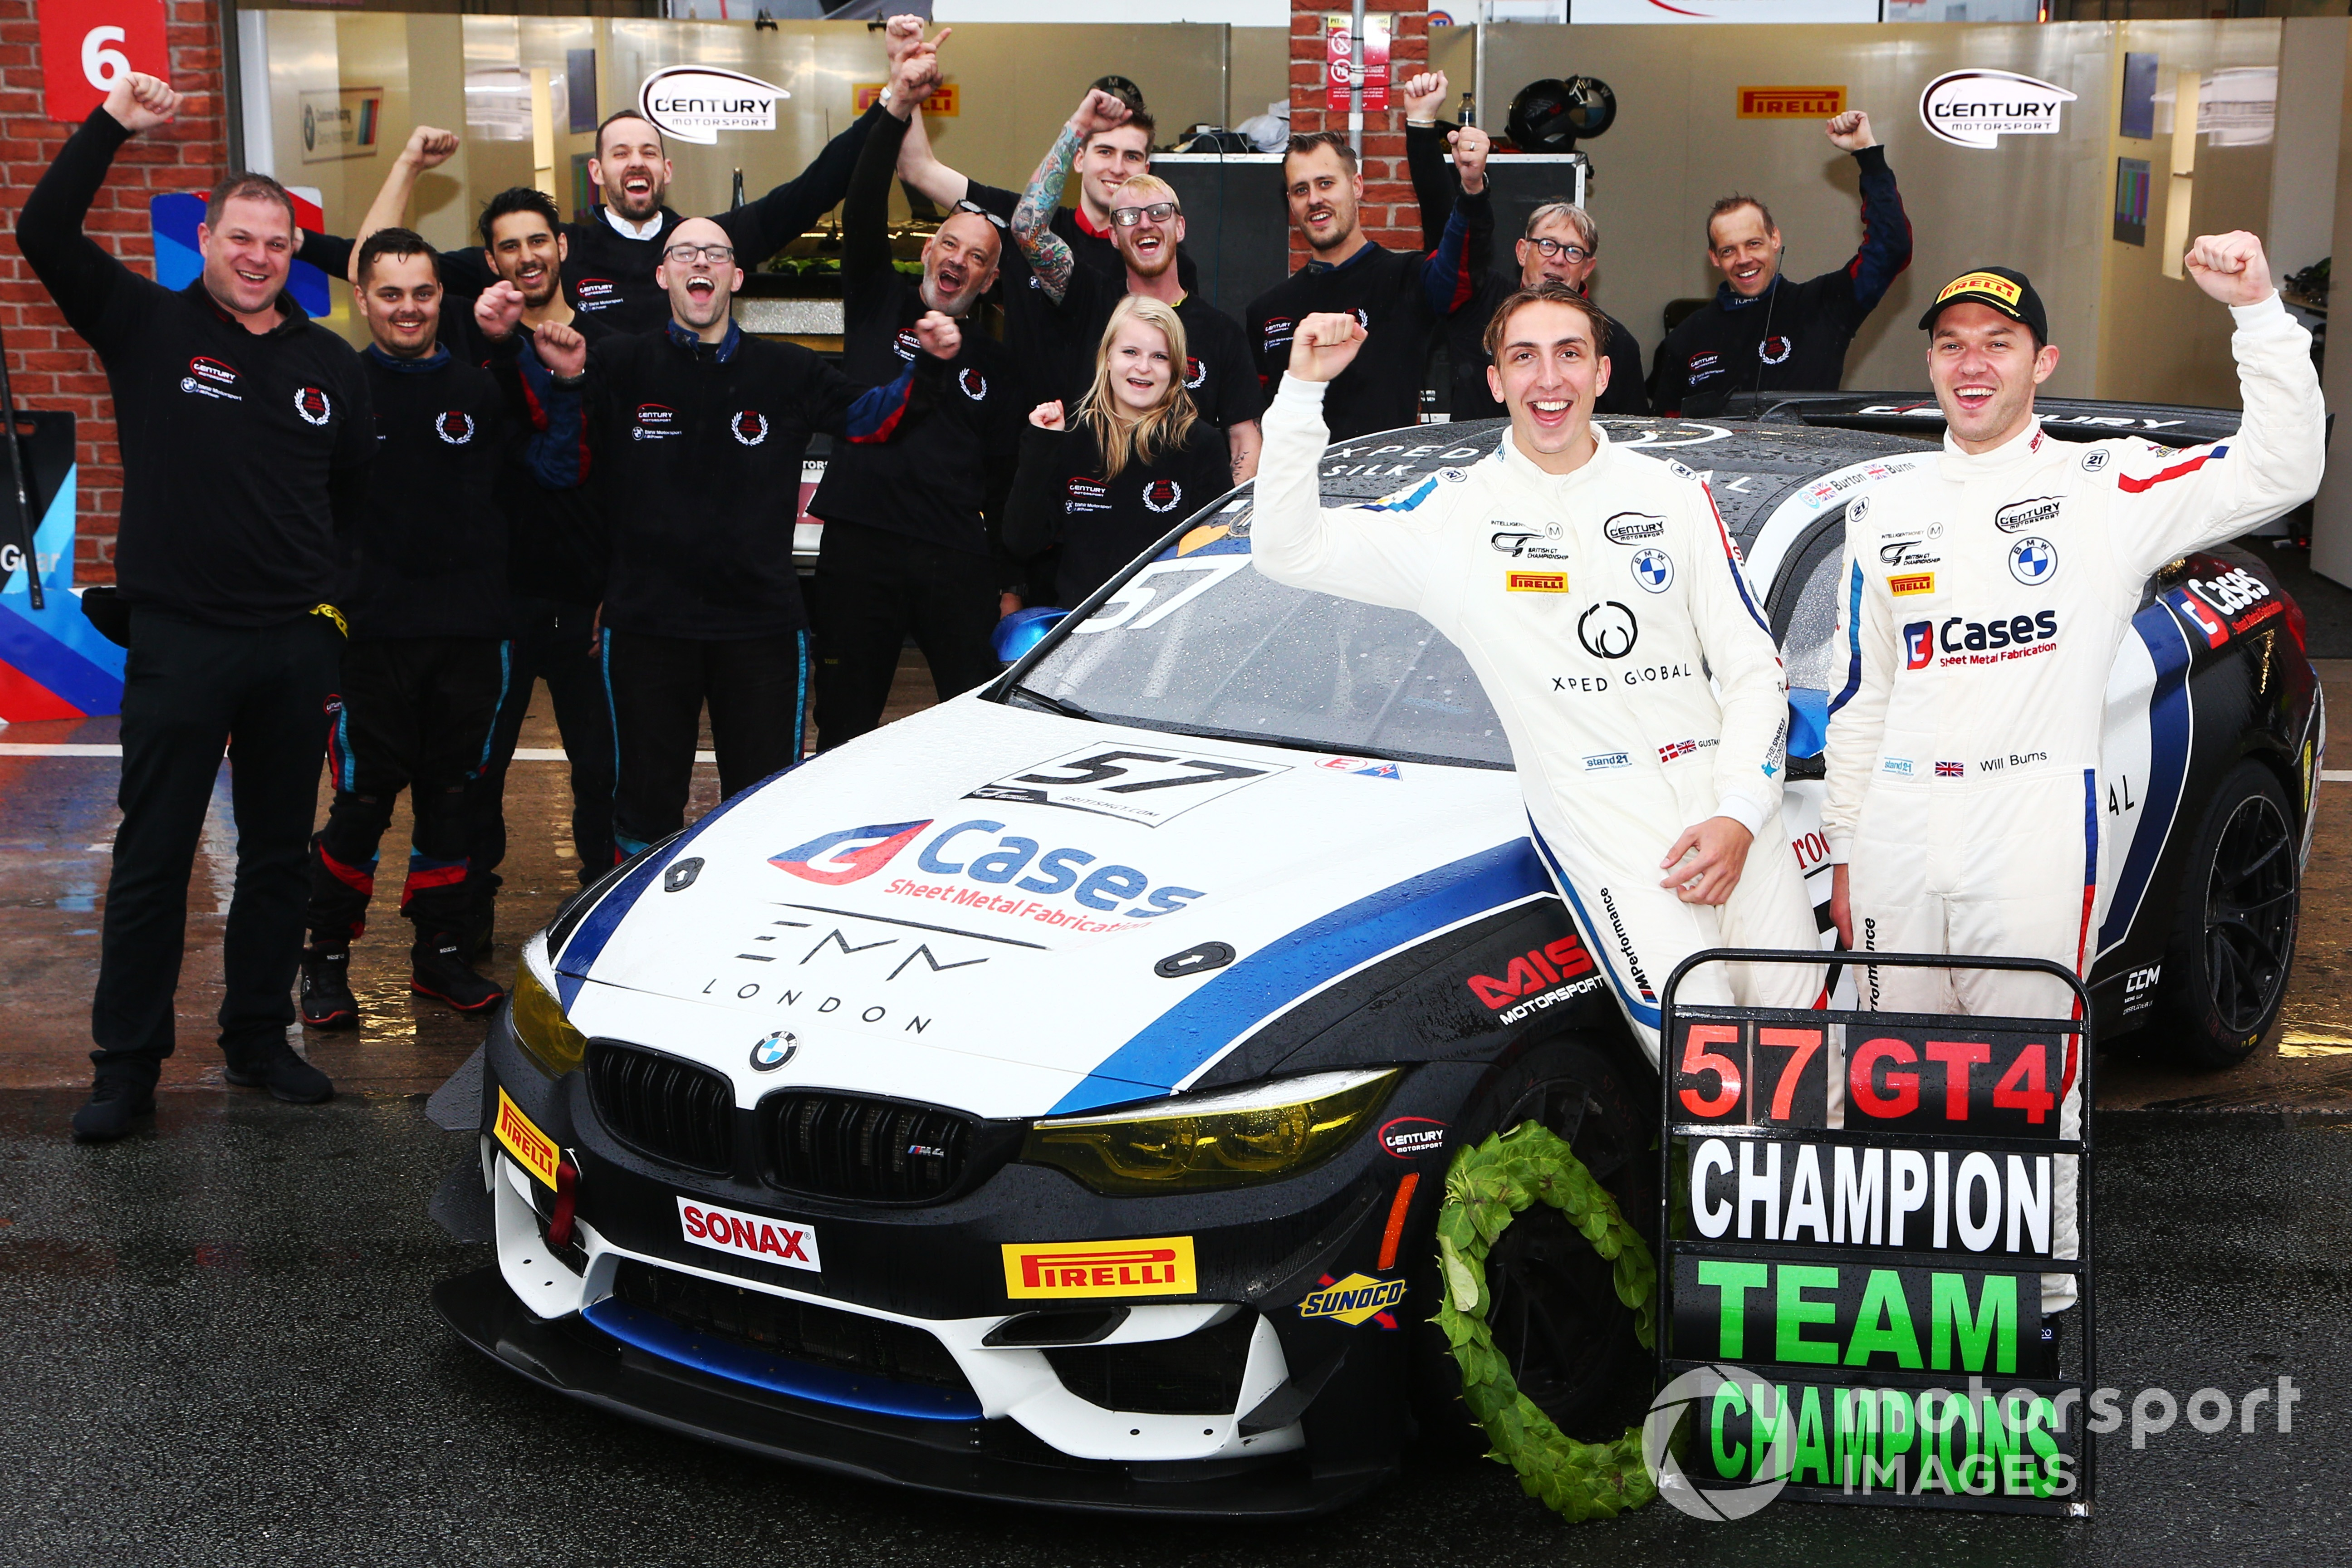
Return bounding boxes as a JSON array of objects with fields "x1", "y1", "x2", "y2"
[
  {"x1": 1410, "y1": 1034, "x2": 1656, "y2": 1451},
  {"x1": 2154, "y1": 759, "x2": 2301, "y2": 1068}
]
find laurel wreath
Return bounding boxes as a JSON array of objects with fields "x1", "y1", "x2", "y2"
[{"x1": 1433, "y1": 1121, "x2": 1659, "y2": 1522}]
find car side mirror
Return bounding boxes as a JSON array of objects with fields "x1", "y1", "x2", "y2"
[{"x1": 993, "y1": 605, "x2": 1068, "y2": 667}]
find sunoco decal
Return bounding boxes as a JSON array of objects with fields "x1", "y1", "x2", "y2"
[{"x1": 1299, "y1": 1272, "x2": 1408, "y2": 1325}]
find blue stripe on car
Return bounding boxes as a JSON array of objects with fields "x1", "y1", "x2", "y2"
[
  {"x1": 2097, "y1": 601, "x2": 2195, "y2": 955},
  {"x1": 552, "y1": 782, "x2": 773, "y2": 1009},
  {"x1": 1046, "y1": 838, "x2": 1552, "y2": 1114}
]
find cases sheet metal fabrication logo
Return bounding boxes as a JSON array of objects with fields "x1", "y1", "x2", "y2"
[
  {"x1": 770, "y1": 820, "x2": 933, "y2": 885},
  {"x1": 640, "y1": 65, "x2": 790, "y2": 145}
]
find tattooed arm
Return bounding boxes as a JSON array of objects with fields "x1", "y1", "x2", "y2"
[{"x1": 1012, "y1": 88, "x2": 1131, "y2": 304}]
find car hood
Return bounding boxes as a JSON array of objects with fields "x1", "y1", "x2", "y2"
[{"x1": 551, "y1": 694, "x2": 1544, "y2": 1120}]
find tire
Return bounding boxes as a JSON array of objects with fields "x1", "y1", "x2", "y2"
[
  {"x1": 2154, "y1": 760, "x2": 2301, "y2": 1068},
  {"x1": 1410, "y1": 1034, "x2": 1658, "y2": 1451}
]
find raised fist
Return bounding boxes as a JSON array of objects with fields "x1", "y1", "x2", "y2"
[
  {"x1": 914, "y1": 309, "x2": 961, "y2": 361},
  {"x1": 1069, "y1": 88, "x2": 1131, "y2": 139},
  {"x1": 1825, "y1": 109, "x2": 1877, "y2": 152},
  {"x1": 534, "y1": 318, "x2": 588, "y2": 381},
  {"x1": 1288, "y1": 311, "x2": 1367, "y2": 384},
  {"x1": 2184, "y1": 231, "x2": 2275, "y2": 308},
  {"x1": 1448, "y1": 123, "x2": 1490, "y2": 195},
  {"x1": 1029, "y1": 399, "x2": 1065, "y2": 431},
  {"x1": 104, "y1": 73, "x2": 181, "y2": 135},
  {"x1": 474, "y1": 280, "x2": 527, "y2": 342},
  {"x1": 400, "y1": 126, "x2": 460, "y2": 172},
  {"x1": 1401, "y1": 69, "x2": 1450, "y2": 123}
]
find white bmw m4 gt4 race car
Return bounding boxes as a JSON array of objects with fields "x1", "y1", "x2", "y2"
[{"x1": 436, "y1": 399, "x2": 2320, "y2": 1518}]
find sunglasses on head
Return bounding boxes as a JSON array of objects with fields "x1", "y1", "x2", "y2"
[{"x1": 952, "y1": 200, "x2": 1009, "y2": 231}]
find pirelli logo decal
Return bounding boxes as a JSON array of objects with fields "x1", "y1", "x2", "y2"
[
  {"x1": 495, "y1": 1087, "x2": 561, "y2": 1190},
  {"x1": 1737, "y1": 85, "x2": 1846, "y2": 119},
  {"x1": 1936, "y1": 270, "x2": 2024, "y2": 308},
  {"x1": 1889, "y1": 573, "x2": 1936, "y2": 597},
  {"x1": 1506, "y1": 571, "x2": 1569, "y2": 593},
  {"x1": 1002, "y1": 1236, "x2": 1198, "y2": 1298}
]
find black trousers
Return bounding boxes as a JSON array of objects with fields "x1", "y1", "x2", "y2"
[
  {"x1": 603, "y1": 627, "x2": 807, "y2": 857},
  {"x1": 466, "y1": 596, "x2": 616, "y2": 893},
  {"x1": 811, "y1": 519, "x2": 1003, "y2": 751},
  {"x1": 92, "y1": 609, "x2": 342, "y2": 1083},
  {"x1": 308, "y1": 637, "x2": 508, "y2": 948}
]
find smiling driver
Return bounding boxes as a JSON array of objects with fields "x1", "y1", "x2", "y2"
[
  {"x1": 1823, "y1": 245, "x2": 2324, "y2": 1317},
  {"x1": 1250, "y1": 283, "x2": 1823, "y2": 1058}
]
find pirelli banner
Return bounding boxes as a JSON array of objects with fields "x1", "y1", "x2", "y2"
[{"x1": 1654, "y1": 950, "x2": 2094, "y2": 1516}]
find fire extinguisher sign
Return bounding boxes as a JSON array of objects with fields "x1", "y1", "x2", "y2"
[{"x1": 40, "y1": 0, "x2": 169, "y2": 125}]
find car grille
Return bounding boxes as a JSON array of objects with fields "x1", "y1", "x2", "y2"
[
  {"x1": 586, "y1": 1040, "x2": 735, "y2": 1175},
  {"x1": 760, "y1": 1092, "x2": 973, "y2": 1202},
  {"x1": 1046, "y1": 1309, "x2": 1259, "y2": 1414},
  {"x1": 610, "y1": 1258, "x2": 974, "y2": 1393}
]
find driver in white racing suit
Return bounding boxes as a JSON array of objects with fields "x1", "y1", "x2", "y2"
[
  {"x1": 1823, "y1": 237, "x2": 2325, "y2": 1314},
  {"x1": 1252, "y1": 282, "x2": 1822, "y2": 1061}
]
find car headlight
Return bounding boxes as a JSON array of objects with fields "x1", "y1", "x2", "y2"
[
  {"x1": 510, "y1": 936, "x2": 587, "y2": 1078},
  {"x1": 1022, "y1": 1069, "x2": 1399, "y2": 1194}
]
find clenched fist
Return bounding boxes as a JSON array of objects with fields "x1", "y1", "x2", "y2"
[
  {"x1": 475, "y1": 281, "x2": 527, "y2": 342},
  {"x1": 534, "y1": 319, "x2": 587, "y2": 381},
  {"x1": 914, "y1": 309, "x2": 962, "y2": 361},
  {"x1": 1288, "y1": 312, "x2": 1366, "y2": 384},
  {"x1": 103, "y1": 73, "x2": 181, "y2": 134},
  {"x1": 2184, "y1": 231, "x2": 2275, "y2": 308}
]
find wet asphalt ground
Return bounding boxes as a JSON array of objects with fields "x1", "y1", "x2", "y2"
[
  {"x1": 0, "y1": 1092, "x2": 2346, "y2": 1568},
  {"x1": 2, "y1": 658, "x2": 2352, "y2": 1564}
]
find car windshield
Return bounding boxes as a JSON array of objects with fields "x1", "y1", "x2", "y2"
[{"x1": 1014, "y1": 501, "x2": 1514, "y2": 769}]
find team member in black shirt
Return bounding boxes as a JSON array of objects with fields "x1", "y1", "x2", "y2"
[
  {"x1": 1398, "y1": 71, "x2": 1646, "y2": 421},
  {"x1": 300, "y1": 230, "x2": 579, "y2": 1029},
  {"x1": 1648, "y1": 108, "x2": 1911, "y2": 416},
  {"x1": 460, "y1": 189, "x2": 618, "y2": 951},
  {"x1": 18, "y1": 74, "x2": 373, "y2": 1139},
  {"x1": 302, "y1": 24, "x2": 943, "y2": 334},
  {"x1": 893, "y1": 71, "x2": 1199, "y2": 408},
  {"x1": 1245, "y1": 128, "x2": 1492, "y2": 441},
  {"x1": 1005, "y1": 295, "x2": 1230, "y2": 607},
  {"x1": 523, "y1": 218, "x2": 962, "y2": 855},
  {"x1": 1014, "y1": 168, "x2": 1263, "y2": 484},
  {"x1": 807, "y1": 77, "x2": 1023, "y2": 750}
]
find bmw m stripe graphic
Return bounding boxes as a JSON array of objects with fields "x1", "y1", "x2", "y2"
[
  {"x1": 1048, "y1": 839, "x2": 1551, "y2": 1113},
  {"x1": 2097, "y1": 603, "x2": 2193, "y2": 956},
  {"x1": 2117, "y1": 445, "x2": 2226, "y2": 494},
  {"x1": 1829, "y1": 559, "x2": 1866, "y2": 715}
]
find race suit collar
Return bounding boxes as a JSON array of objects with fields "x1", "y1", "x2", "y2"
[
  {"x1": 1494, "y1": 418, "x2": 1614, "y2": 490},
  {"x1": 1937, "y1": 412, "x2": 2046, "y2": 481}
]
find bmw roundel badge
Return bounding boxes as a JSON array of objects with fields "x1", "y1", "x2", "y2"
[{"x1": 750, "y1": 1031, "x2": 798, "y2": 1072}]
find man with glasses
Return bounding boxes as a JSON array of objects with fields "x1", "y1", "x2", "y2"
[
  {"x1": 807, "y1": 54, "x2": 1025, "y2": 750},
  {"x1": 1649, "y1": 108, "x2": 1911, "y2": 417},
  {"x1": 303, "y1": 19, "x2": 945, "y2": 335},
  {"x1": 506, "y1": 217, "x2": 964, "y2": 856},
  {"x1": 1401, "y1": 70, "x2": 1646, "y2": 421},
  {"x1": 1012, "y1": 163, "x2": 1264, "y2": 484}
]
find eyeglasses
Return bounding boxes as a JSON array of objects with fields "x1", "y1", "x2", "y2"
[
  {"x1": 952, "y1": 199, "x2": 1009, "y2": 231},
  {"x1": 1111, "y1": 201, "x2": 1179, "y2": 228},
  {"x1": 1527, "y1": 238, "x2": 1593, "y2": 263},
  {"x1": 662, "y1": 242, "x2": 736, "y2": 265}
]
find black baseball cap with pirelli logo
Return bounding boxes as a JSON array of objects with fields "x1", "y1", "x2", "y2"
[{"x1": 1918, "y1": 266, "x2": 2049, "y2": 343}]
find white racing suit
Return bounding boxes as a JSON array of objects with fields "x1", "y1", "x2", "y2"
[
  {"x1": 1824, "y1": 293, "x2": 2326, "y2": 1311},
  {"x1": 1253, "y1": 375, "x2": 1822, "y2": 1062}
]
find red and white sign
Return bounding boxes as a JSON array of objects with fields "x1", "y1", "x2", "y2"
[
  {"x1": 40, "y1": 0, "x2": 169, "y2": 124},
  {"x1": 678, "y1": 1196, "x2": 822, "y2": 1272},
  {"x1": 1325, "y1": 13, "x2": 1389, "y2": 113}
]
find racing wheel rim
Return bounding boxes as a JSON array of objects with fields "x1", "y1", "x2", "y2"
[
  {"x1": 2203, "y1": 790, "x2": 2297, "y2": 1034},
  {"x1": 1476, "y1": 1076, "x2": 1642, "y2": 1431}
]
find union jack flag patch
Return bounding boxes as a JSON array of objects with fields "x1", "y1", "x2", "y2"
[{"x1": 1935, "y1": 761, "x2": 1965, "y2": 779}]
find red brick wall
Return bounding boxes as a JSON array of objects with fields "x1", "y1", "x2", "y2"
[
  {"x1": 1287, "y1": 1, "x2": 1431, "y2": 270},
  {"x1": 0, "y1": 0, "x2": 228, "y2": 584}
]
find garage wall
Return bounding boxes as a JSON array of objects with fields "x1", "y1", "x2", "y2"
[{"x1": 1434, "y1": 19, "x2": 2287, "y2": 404}]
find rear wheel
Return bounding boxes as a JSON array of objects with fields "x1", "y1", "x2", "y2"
[
  {"x1": 2155, "y1": 760, "x2": 2300, "y2": 1068},
  {"x1": 1411, "y1": 1034, "x2": 1657, "y2": 1450}
]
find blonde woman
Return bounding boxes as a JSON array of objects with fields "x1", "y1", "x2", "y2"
[{"x1": 1004, "y1": 294, "x2": 1231, "y2": 606}]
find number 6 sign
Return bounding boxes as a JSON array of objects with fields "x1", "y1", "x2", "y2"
[{"x1": 40, "y1": 0, "x2": 168, "y2": 123}]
